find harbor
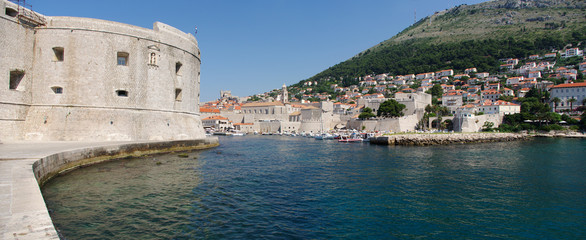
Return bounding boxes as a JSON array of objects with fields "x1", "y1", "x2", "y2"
[
  {"x1": 41, "y1": 135, "x2": 586, "y2": 239},
  {"x1": 210, "y1": 128, "x2": 586, "y2": 145}
]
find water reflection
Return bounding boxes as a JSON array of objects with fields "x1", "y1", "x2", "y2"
[{"x1": 43, "y1": 137, "x2": 586, "y2": 239}]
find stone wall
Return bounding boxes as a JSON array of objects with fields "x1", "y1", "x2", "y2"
[
  {"x1": 370, "y1": 133, "x2": 529, "y2": 146},
  {"x1": 453, "y1": 113, "x2": 503, "y2": 132},
  {"x1": 347, "y1": 111, "x2": 423, "y2": 132},
  {"x1": 0, "y1": 0, "x2": 36, "y2": 140},
  {"x1": 0, "y1": 1, "x2": 206, "y2": 141}
]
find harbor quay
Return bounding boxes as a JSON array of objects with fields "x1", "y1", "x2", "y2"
[
  {"x1": 0, "y1": 138, "x2": 219, "y2": 240},
  {"x1": 256, "y1": 131, "x2": 584, "y2": 145},
  {"x1": 369, "y1": 132, "x2": 531, "y2": 146}
]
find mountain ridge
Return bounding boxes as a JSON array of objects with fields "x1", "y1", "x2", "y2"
[{"x1": 292, "y1": 0, "x2": 585, "y2": 90}]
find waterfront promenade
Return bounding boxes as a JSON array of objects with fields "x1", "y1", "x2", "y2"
[{"x1": 0, "y1": 139, "x2": 218, "y2": 240}]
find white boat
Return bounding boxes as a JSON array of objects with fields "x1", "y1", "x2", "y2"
[
  {"x1": 338, "y1": 133, "x2": 363, "y2": 143},
  {"x1": 315, "y1": 133, "x2": 334, "y2": 140}
]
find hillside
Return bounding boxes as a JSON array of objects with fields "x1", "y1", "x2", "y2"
[{"x1": 293, "y1": 0, "x2": 585, "y2": 89}]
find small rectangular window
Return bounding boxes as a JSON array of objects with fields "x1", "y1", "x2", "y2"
[
  {"x1": 117, "y1": 52, "x2": 129, "y2": 66},
  {"x1": 9, "y1": 70, "x2": 25, "y2": 90},
  {"x1": 5, "y1": 7, "x2": 18, "y2": 17},
  {"x1": 116, "y1": 90, "x2": 128, "y2": 97},
  {"x1": 175, "y1": 62, "x2": 183, "y2": 75},
  {"x1": 175, "y1": 88, "x2": 182, "y2": 101},
  {"x1": 53, "y1": 47, "x2": 64, "y2": 62},
  {"x1": 51, "y1": 86, "x2": 63, "y2": 94}
]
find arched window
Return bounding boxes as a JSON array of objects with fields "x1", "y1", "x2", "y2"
[{"x1": 149, "y1": 52, "x2": 157, "y2": 65}]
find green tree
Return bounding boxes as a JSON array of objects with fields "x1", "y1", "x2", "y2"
[
  {"x1": 248, "y1": 95, "x2": 261, "y2": 102},
  {"x1": 377, "y1": 99, "x2": 406, "y2": 117},
  {"x1": 358, "y1": 107, "x2": 376, "y2": 120},
  {"x1": 499, "y1": 95, "x2": 514, "y2": 102},
  {"x1": 427, "y1": 84, "x2": 444, "y2": 98},
  {"x1": 568, "y1": 98, "x2": 577, "y2": 111},
  {"x1": 580, "y1": 112, "x2": 586, "y2": 131},
  {"x1": 552, "y1": 97, "x2": 561, "y2": 112},
  {"x1": 482, "y1": 121, "x2": 494, "y2": 132}
]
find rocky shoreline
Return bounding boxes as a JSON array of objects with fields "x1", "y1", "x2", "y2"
[{"x1": 370, "y1": 133, "x2": 531, "y2": 146}]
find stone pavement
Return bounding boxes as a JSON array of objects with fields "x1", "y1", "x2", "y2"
[{"x1": 0, "y1": 139, "x2": 218, "y2": 240}]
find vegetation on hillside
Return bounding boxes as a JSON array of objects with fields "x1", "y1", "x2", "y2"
[{"x1": 293, "y1": 0, "x2": 585, "y2": 88}]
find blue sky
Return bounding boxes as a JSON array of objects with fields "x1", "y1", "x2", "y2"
[{"x1": 33, "y1": 0, "x2": 487, "y2": 102}]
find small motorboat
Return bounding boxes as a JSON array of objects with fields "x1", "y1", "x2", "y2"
[{"x1": 338, "y1": 134, "x2": 363, "y2": 143}]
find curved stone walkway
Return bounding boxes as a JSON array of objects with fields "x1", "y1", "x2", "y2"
[{"x1": 0, "y1": 139, "x2": 218, "y2": 240}]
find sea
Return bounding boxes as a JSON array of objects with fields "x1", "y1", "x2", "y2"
[{"x1": 42, "y1": 135, "x2": 586, "y2": 239}]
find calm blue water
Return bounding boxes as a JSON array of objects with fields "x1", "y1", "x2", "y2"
[{"x1": 42, "y1": 136, "x2": 586, "y2": 239}]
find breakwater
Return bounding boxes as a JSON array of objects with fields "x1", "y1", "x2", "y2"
[{"x1": 370, "y1": 133, "x2": 529, "y2": 146}]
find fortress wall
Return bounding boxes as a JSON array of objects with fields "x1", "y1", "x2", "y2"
[
  {"x1": 455, "y1": 114, "x2": 503, "y2": 132},
  {"x1": 0, "y1": 3, "x2": 37, "y2": 140},
  {"x1": 22, "y1": 106, "x2": 204, "y2": 141},
  {"x1": 32, "y1": 17, "x2": 200, "y2": 111},
  {"x1": 0, "y1": 6, "x2": 205, "y2": 141},
  {"x1": 347, "y1": 112, "x2": 422, "y2": 132}
]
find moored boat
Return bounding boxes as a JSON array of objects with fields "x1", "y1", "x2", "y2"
[{"x1": 338, "y1": 133, "x2": 363, "y2": 143}]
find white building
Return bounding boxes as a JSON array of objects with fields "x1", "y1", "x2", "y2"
[
  {"x1": 549, "y1": 82, "x2": 586, "y2": 111},
  {"x1": 442, "y1": 92, "x2": 464, "y2": 114},
  {"x1": 563, "y1": 48, "x2": 584, "y2": 58},
  {"x1": 478, "y1": 100, "x2": 520, "y2": 115},
  {"x1": 202, "y1": 115, "x2": 232, "y2": 131}
]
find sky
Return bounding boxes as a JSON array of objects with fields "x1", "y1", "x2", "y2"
[{"x1": 32, "y1": 0, "x2": 488, "y2": 102}]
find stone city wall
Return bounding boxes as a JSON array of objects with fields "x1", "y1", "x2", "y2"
[
  {"x1": 1, "y1": 2, "x2": 206, "y2": 141},
  {"x1": 453, "y1": 113, "x2": 503, "y2": 132},
  {"x1": 0, "y1": 0, "x2": 36, "y2": 140},
  {"x1": 347, "y1": 112, "x2": 423, "y2": 132}
]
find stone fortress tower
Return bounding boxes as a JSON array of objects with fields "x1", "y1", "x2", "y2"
[{"x1": 1, "y1": 0, "x2": 206, "y2": 141}]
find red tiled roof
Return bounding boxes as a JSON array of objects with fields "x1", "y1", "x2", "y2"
[
  {"x1": 203, "y1": 115, "x2": 229, "y2": 120},
  {"x1": 200, "y1": 108, "x2": 220, "y2": 113},
  {"x1": 552, "y1": 82, "x2": 586, "y2": 88}
]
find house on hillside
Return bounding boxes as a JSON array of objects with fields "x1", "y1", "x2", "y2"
[
  {"x1": 544, "y1": 52, "x2": 557, "y2": 58},
  {"x1": 442, "y1": 92, "x2": 464, "y2": 114},
  {"x1": 416, "y1": 72, "x2": 435, "y2": 80},
  {"x1": 465, "y1": 68, "x2": 477, "y2": 74},
  {"x1": 436, "y1": 69, "x2": 454, "y2": 78},
  {"x1": 500, "y1": 63, "x2": 515, "y2": 71},
  {"x1": 562, "y1": 48, "x2": 584, "y2": 58},
  {"x1": 506, "y1": 76, "x2": 524, "y2": 85},
  {"x1": 476, "y1": 72, "x2": 490, "y2": 78},
  {"x1": 506, "y1": 58, "x2": 519, "y2": 65},
  {"x1": 528, "y1": 71, "x2": 541, "y2": 79},
  {"x1": 481, "y1": 90, "x2": 501, "y2": 102}
]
